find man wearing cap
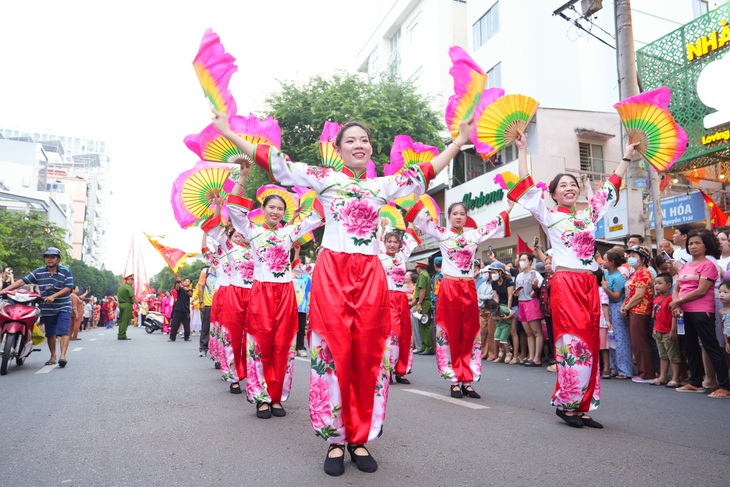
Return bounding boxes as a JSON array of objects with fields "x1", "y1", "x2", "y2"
[
  {"x1": 117, "y1": 275, "x2": 137, "y2": 340},
  {"x1": 2, "y1": 247, "x2": 74, "y2": 367},
  {"x1": 413, "y1": 261, "x2": 434, "y2": 355}
]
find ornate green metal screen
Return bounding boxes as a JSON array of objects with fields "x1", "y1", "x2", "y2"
[{"x1": 636, "y1": 2, "x2": 730, "y2": 173}]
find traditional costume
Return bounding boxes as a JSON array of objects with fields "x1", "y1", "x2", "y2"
[
  {"x1": 202, "y1": 216, "x2": 255, "y2": 383},
  {"x1": 406, "y1": 202, "x2": 510, "y2": 385},
  {"x1": 227, "y1": 193, "x2": 324, "y2": 406},
  {"x1": 508, "y1": 173, "x2": 621, "y2": 412},
  {"x1": 378, "y1": 228, "x2": 420, "y2": 377},
  {"x1": 252, "y1": 143, "x2": 433, "y2": 444},
  {"x1": 201, "y1": 243, "x2": 227, "y2": 371}
]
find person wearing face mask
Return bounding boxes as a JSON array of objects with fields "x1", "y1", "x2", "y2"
[
  {"x1": 510, "y1": 130, "x2": 638, "y2": 429},
  {"x1": 377, "y1": 221, "x2": 420, "y2": 384},
  {"x1": 486, "y1": 261, "x2": 514, "y2": 362},
  {"x1": 406, "y1": 200, "x2": 512, "y2": 400},
  {"x1": 202, "y1": 192, "x2": 256, "y2": 393},
  {"x1": 227, "y1": 165, "x2": 324, "y2": 420},
  {"x1": 620, "y1": 246, "x2": 656, "y2": 383},
  {"x1": 515, "y1": 252, "x2": 544, "y2": 367}
]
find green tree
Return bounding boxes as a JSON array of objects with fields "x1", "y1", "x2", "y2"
[
  {"x1": 264, "y1": 73, "x2": 445, "y2": 173},
  {"x1": 149, "y1": 259, "x2": 208, "y2": 294},
  {"x1": 0, "y1": 211, "x2": 70, "y2": 276},
  {"x1": 67, "y1": 259, "x2": 122, "y2": 299}
]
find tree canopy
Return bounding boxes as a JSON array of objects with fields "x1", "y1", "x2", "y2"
[
  {"x1": 0, "y1": 211, "x2": 70, "y2": 275},
  {"x1": 149, "y1": 259, "x2": 208, "y2": 294},
  {"x1": 67, "y1": 259, "x2": 122, "y2": 299},
  {"x1": 264, "y1": 73, "x2": 445, "y2": 173}
]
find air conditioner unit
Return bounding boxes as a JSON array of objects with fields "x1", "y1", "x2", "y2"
[{"x1": 581, "y1": 0, "x2": 602, "y2": 17}]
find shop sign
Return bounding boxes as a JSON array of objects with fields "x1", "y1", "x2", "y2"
[{"x1": 648, "y1": 191, "x2": 706, "y2": 228}]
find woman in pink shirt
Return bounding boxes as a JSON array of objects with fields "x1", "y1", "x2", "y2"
[{"x1": 670, "y1": 229, "x2": 730, "y2": 398}]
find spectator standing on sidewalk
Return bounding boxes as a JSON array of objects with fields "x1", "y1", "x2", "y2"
[
  {"x1": 412, "y1": 261, "x2": 433, "y2": 355},
  {"x1": 197, "y1": 264, "x2": 217, "y2": 357}
]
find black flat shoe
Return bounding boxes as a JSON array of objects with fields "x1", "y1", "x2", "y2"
[
  {"x1": 256, "y1": 402, "x2": 272, "y2": 419},
  {"x1": 450, "y1": 385, "x2": 463, "y2": 398},
  {"x1": 271, "y1": 403, "x2": 286, "y2": 417},
  {"x1": 58, "y1": 358, "x2": 67, "y2": 368},
  {"x1": 395, "y1": 375, "x2": 411, "y2": 384},
  {"x1": 347, "y1": 443, "x2": 378, "y2": 473},
  {"x1": 324, "y1": 444, "x2": 345, "y2": 476},
  {"x1": 461, "y1": 385, "x2": 481, "y2": 398},
  {"x1": 229, "y1": 382, "x2": 242, "y2": 394},
  {"x1": 556, "y1": 409, "x2": 583, "y2": 428},
  {"x1": 214, "y1": 362, "x2": 221, "y2": 369},
  {"x1": 579, "y1": 414, "x2": 604, "y2": 429}
]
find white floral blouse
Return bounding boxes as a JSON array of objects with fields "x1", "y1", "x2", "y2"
[
  {"x1": 202, "y1": 215, "x2": 255, "y2": 289},
  {"x1": 507, "y1": 174, "x2": 621, "y2": 271},
  {"x1": 227, "y1": 193, "x2": 325, "y2": 283},
  {"x1": 405, "y1": 200, "x2": 511, "y2": 278},
  {"x1": 201, "y1": 242, "x2": 231, "y2": 288},
  {"x1": 378, "y1": 228, "x2": 421, "y2": 292},
  {"x1": 252, "y1": 144, "x2": 434, "y2": 255}
]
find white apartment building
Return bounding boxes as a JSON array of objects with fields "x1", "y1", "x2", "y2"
[{"x1": 355, "y1": 0, "x2": 711, "y2": 262}]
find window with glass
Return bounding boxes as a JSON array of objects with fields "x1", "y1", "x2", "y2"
[
  {"x1": 472, "y1": 2, "x2": 500, "y2": 50},
  {"x1": 579, "y1": 142, "x2": 604, "y2": 180},
  {"x1": 389, "y1": 30, "x2": 401, "y2": 76},
  {"x1": 487, "y1": 62, "x2": 502, "y2": 89},
  {"x1": 407, "y1": 11, "x2": 421, "y2": 46}
]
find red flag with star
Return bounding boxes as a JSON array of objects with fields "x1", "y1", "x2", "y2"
[{"x1": 699, "y1": 190, "x2": 728, "y2": 228}]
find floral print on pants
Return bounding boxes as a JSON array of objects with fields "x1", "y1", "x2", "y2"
[
  {"x1": 244, "y1": 333, "x2": 296, "y2": 404},
  {"x1": 434, "y1": 324, "x2": 482, "y2": 384},
  {"x1": 608, "y1": 302, "x2": 633, "y2": 377},
  {"x1": 551, "y1": 334, "x2": 600, "y2": 411}
]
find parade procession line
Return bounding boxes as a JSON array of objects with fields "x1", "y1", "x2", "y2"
[{"x1": 402, "y1": 388, "x2": 490, "y2": 409}]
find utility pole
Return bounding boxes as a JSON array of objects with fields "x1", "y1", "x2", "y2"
[{"x1": 615, "y1": 0, "x2": 664, "y2": 248}]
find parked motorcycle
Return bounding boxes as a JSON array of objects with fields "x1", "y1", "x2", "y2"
[
  {"x1": 0, "y1": 290, "x2": 42, "y2": 375},
  {"x1": 144, "y1": 311, "x2": 164, "y2": 334}
]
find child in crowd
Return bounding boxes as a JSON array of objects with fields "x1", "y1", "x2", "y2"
[
  {"x1": 719, "y1": 281, "x2": 730, "y2": 355},
  {"x1": 485, "y1": 299, "x2": 515, "y2": 363},
  {"x1": 652, "y1": 273, "x2": 681, "y2": 387},
  {"x1": 597, "y1": 271, "x2": 612, "y2": 379}
]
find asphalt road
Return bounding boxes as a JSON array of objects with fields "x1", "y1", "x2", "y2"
[{"x1": 1, "y1": 325, "x2": 728, "y2": 487}]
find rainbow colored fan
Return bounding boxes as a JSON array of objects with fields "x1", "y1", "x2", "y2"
[
  {"x1": 292, "y1": 187, "x2": 318, "y2": 217},
  {"x1": 470, "y1": 87, "x2": 505, "y2": 159},
  {"x1": 392, "y1": 193, "x2": 417, "y2": 211},
  {"x1": 184, "y1": 114, "x2": 282, "y2": 163},
  {"x1": 380, "y1": 203, "x2": 406, "y2": 230},
  {"x1": 445, "y1": 46, "x2": 487, "y2": 141},
  {"x1": 418, "y1": 194, "x2": 441, "y2": 223},
  {"x1": 256, "y1": 185, "x2": 297, "y2": 223},
  {"x1": 613, "y1": 86, "x2": 687, "y2": 172},
  {"x1": 193, "y1": 29, "x2": 238, "y2": 115},
  {"x1": 295, "y1": 231, "x2": 316, "y2": 246},
  {"x1": 493, "y1": 170, "x2": 520, "y2": 190},
  {"x1": 319, "y1": 121, "x2": 343, "y2": 171},
  {"x1": 171, "y1": 161, "x2": 235, "y2": 229},
  {"x1": 247, "y1": 208, "x2": 266, "y2": 226},
  {"x1": 475, "y1": 94, "x2": 539, "y2": 158},
  {"x1": 385, "y1": 135, "x2": 440, "y2": 176}
]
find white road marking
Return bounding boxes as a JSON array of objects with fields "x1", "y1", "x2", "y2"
[
  {"x1": 35, "y1": 364, "x2": 58, "y2": 374},
  {"x1": 72, "y1": 347, "x2": 83, "y2": 352},
  {"x1": 89, "y1": 338, "x2": 97, "y2": 342},
  {"x1": 294, "y1": 357, "x2": 310, "y2": 363},
  {"x1": 402, "y1": 389, "x2": 490, "y2": 409}
]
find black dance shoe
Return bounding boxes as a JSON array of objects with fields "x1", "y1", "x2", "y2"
[
  {"x1": 347, "y1": 443, "x2": 378, "y2": 473},
  {"x1": 450, "y1": 385, "x2": 463, "y2": 398},
  {"x1": 324, "y1": 444, "x2": 345, "y2": 476},
  {"x1": 229, "y1": 382, "x2": 242, "y2": 394},
  {"x1": 556, "y1": 409, "x2": 583, "y2": 428},
  {"x1": 579, "y1": 414, "x2": 604, "y2": 429},
  {"x1": 461, "y1": 385, "x2": 481, "y2": 398},
  {"x1": 271, "y1": 403, "x2": 286, "y2": 417},
  {"x1": 255, "y1": 402, "x2": 272, "y2": 419},
  {"x1": 395, "y1": 375, "x2": 411, "y2": 384}
]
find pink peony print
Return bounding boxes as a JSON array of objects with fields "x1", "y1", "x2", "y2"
[
  {"x1": 338, "y1": 198, "x2": 378, "y2": 237},
  {"x1": 555, "y1": 366, "x2": 582, "y2": 405},
  {"x1": 306, "y1": 166, "x2": 332, "y2": 180},
  {"x1": 390, "y1": 267, "x2": 406, "y2": 286},
  {"x1": 318, "y1": 344, "x2": 334, "y2": 365},
  {"x1": 569, "y1": 230, "x2": 595, "y2": 261},
  {"x1": 309, "y1": 376, "x2": 333, "y2": 429},
  {"x1": 572, "y1": 219, "x2": 586, "y2": 229},
  {"x1": 435, "y1": 345, "x2": 449, "y2": 373},
  {"x1": 478, "y1": 219, "x2": 499, "y2": 236},
  {"x1": 449, "y1": 247, "x2": 474, "y2": 271},
  {"x1": 262, "y1": 245, "x2": 289, "y2": 273},
  {"x1": 591, "y1": 188, "x2": 609, "y2": 215},
  {"x1": 394, "y1": 167, "x2": 419, "y2": 187},
  {"x1": 241, "y1": 259, "x2": 254, "y2": 281}
]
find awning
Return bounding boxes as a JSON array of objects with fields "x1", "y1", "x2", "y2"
[{"x1": 407, "y1": 249, "x2": 441, "y2": 263}]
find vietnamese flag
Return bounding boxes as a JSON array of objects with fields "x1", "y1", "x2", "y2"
[{"x1": 699, "y1": 190, "x2": 728, "y2": 228}]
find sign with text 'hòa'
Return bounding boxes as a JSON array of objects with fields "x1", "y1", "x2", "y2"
[{"x1": 648, "y1": 191, "x2": 706, "y2": 229}]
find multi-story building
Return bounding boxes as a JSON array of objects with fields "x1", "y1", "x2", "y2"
[
  {"x1": 0, "y1": 127, "x2": 111, "y2": 267},
  {"x1": 355, "y1": 0, "x2": 712, "y2": 262}
]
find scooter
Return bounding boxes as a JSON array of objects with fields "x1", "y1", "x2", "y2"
[
  {"x1": 144, "y1": 311, "x2": 164, "y2": 334},
  {"x1": 0, "y1": 290, "x2": 42, "y2": 375}
]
